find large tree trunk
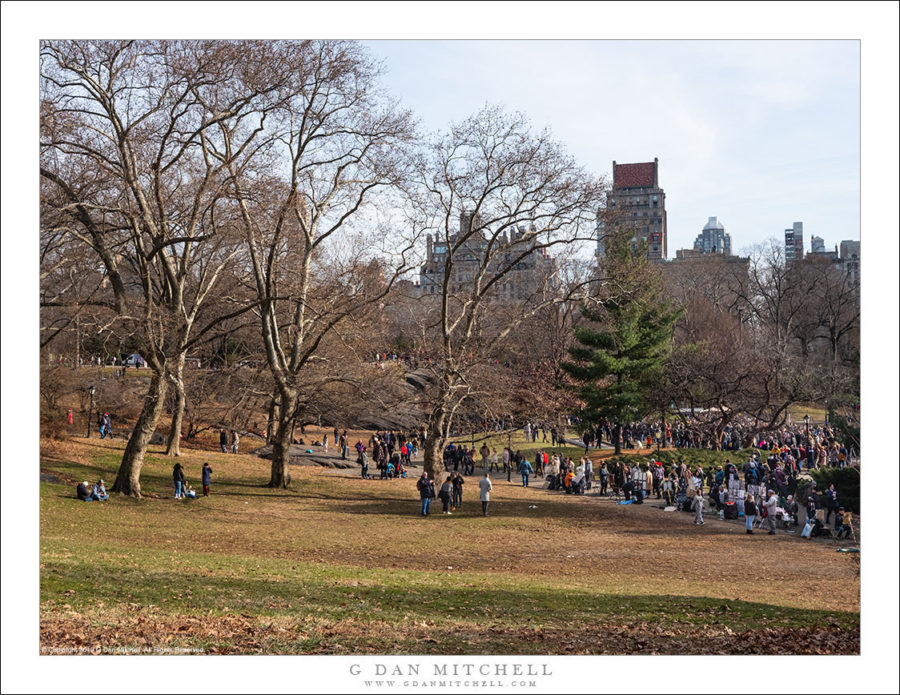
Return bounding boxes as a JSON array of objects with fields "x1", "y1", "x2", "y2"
[
  {"x1": 613, "y1": 423, "x2": 622, "y2": 456},
  {"x1": 266, "y1": 396, "x2": 278, "y2": 445},
  {"x1": 164, "y1": 355, "x2": 186, "y2": 456},
  {"x1": 112, "y1": 369, "x2": 168, "y2": 497},
  {"x1": 423, "y1": 410, "x2": 447, "y2": 481},
  {"x1": 268, "y1": 390, "x2": 296, "y2": 488}
]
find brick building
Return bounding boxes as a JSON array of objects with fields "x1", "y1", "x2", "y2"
[
  {"x1": 598, "y1": 158, "x2": 668, "y2": 262},
  {"x1": 419, "y1": 211, "x2": 555, "y2": 301}
]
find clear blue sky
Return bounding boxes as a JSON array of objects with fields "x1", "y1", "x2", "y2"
[{"x1": 363, "y1": 40, "x2": 860, "y2": 258}]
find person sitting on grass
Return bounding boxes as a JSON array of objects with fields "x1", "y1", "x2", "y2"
[
  {"x1": 783, "y1": 495, "x2": 799, "y2": 528},
  {"x1": 76, "y1": 481, "x2": 93, "y2": 501},
  {"x1": 833, "y1": 507, "x2": 851, "y2": 539},
  {"x1": 92, "y1": 479, "x2": 109, "y2": 501}
]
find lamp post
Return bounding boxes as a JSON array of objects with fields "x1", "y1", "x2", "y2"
[
  {"x1": 87, "y1": 385, "x2": 96, "y2": 438},
  {"x1": 803, "y1": 414, "x2": 810, "y2": 471},
  {"x1": 656, "y1": 410, "x2": 662, "y2": 458}
]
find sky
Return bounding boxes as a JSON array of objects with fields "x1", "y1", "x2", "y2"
[{"x1": 363, "y1": 40, "x2": 860, "y2": 258}]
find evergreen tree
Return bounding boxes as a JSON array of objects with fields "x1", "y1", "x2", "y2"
[{"x1": 563, "y1": 233, "x2": 679, "y2": 454}]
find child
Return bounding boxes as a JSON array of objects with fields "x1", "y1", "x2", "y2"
[{"x1": 202, "y1": 462, "x2": 213, "y2": 496}]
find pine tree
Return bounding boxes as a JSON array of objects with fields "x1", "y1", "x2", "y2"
[{"x1": 563, "y1": 233, "x2": 680, "y2": 454}]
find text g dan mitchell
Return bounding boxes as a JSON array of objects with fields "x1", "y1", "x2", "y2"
[{"x1": 349, "y1": 663, "x2": 552, "y2": 677}]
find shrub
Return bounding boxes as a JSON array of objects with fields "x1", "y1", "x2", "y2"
[
  {"x1": 603, "y1": 448, "x2": 758, "y2": 474},
  {"x1": 809, "y1": 467, "x2": 860, "y2": 514}
]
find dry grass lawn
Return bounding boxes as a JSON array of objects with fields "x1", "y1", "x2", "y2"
[{"x1": 39, "y1": 433, "x2": 860, "y2": 654}]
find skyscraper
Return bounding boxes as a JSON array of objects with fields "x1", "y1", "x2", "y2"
[
  {"x1": 784, "y1": 222, "x2": 804, "y2": 264},
  {"x1": 810, "y1": 235, "x2": 826, "y2": 254},
  {"x1": 599, "y1": 158, "x2": 667, "y2": 262},
  {"x1": 694, "y1": 216, "x2": 732, "y2": 256}
]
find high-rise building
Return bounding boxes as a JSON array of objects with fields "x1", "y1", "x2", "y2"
[
  {"x1": 419, "y1": 211, "x2": 554, "y2": 300},
  {"x1": 810, "y1": 235, "x2": 826, "y2": 254},
  {"x1": 839, "y1": 240, "x2": 860, "y2": 286},
  {"x1": 784, "y1": 222, "x2": 804, "y2": 264},
  {"x1": 599, "y1": 158, "x2": 667, "y2": 261},
  {"x1": 693, "y1": 216, "x2": 732, "y2": 256}
]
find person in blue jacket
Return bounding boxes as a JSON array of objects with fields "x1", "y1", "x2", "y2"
[
  {"x1": 518, "y1": 457, "x2": 535, "y2": 488},
  {"x1": 202, "y1": 462, "x2": 213, "y2": 496}
]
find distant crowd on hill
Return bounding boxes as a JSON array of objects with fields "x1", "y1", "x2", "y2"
[{"x1": 574, "y1": 418, "x2": 857, "y2": 470}]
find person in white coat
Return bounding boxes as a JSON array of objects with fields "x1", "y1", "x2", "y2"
[
  {"x1": 764, "y1": 489, "x2": 779, "y2": 535},
  {"x1": 692, "y1": 488, "x2": 705, "y2": 525},
  {"x1": 479, "y1": 473, "x2": 493, "y2": 516}
]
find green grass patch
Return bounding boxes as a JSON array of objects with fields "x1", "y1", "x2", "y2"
[{"x1": 39, "y1": 437, "x2": 860, "y2": 654}]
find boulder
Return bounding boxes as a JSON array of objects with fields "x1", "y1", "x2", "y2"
[{"x1": 253, "y1": 445, "x2": 355, "y2": 469}]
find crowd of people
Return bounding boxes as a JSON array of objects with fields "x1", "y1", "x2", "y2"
[
  {"x1": 578, "y1": 416, "x2": 857, "y2": 471},
  {"x1": 411, "y1": 437, "x2": 855, "y2": 540},
  {"x1": 353, "y1": 429, "x2": 426, "y2": 480}
]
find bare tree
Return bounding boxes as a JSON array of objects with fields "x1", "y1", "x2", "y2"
[
  {"x1": 223, "y1": 40, "x2": 418, "y2": 488},
  {"x1": 40, "y1": 40, "x2": 285, "y2": 495},
  {"x1": 409, "y1": 106, "x2": 605, "y2": 479}
]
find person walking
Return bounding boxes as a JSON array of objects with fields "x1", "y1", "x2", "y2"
[
  {"x1": 744, "y1": 493, "x2": 756, "y2": 534},
  {"x1": 518, "y1": 457, "x2": 534, "y2": 488},
  {"x1": 173, "y1": 463, "x2": 186, "y2": 499},
  {"x1": 219, "y1": 429, "x2": 228, "y2": 453},
  {"x1": 230, "y1": 430, "x2": 240, "y2": 454},
  {"x1": 479, "y1": 473, "x2": 493, "y2": 516},
  {"x1": 439, "y1": 476, "x2": 453, "y2": 514},
  {"x1": 358, "y1": 444, "x2": 369, "y2": 479},
  {"x1": 201, "y1": 462, "x2": 213, "y2": 496},
  {"x1": 416, "y1": 472, "x2": 435, "y2": 516},
  {"x1": 340, "y1": 431, "x2": 349, "y2": 460},
  {"x1": 451, "y1": 471, "x2": 464, "y2": 511},
  {"x1": 691, "y1": 488, "x2": 705, "y2": 525},
  {"x1": 66, "y1": 409, "x2": 74, "y2": 426},
  {"x1": 764, "y1": 489, "x2": 779, "y2": 535}
]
